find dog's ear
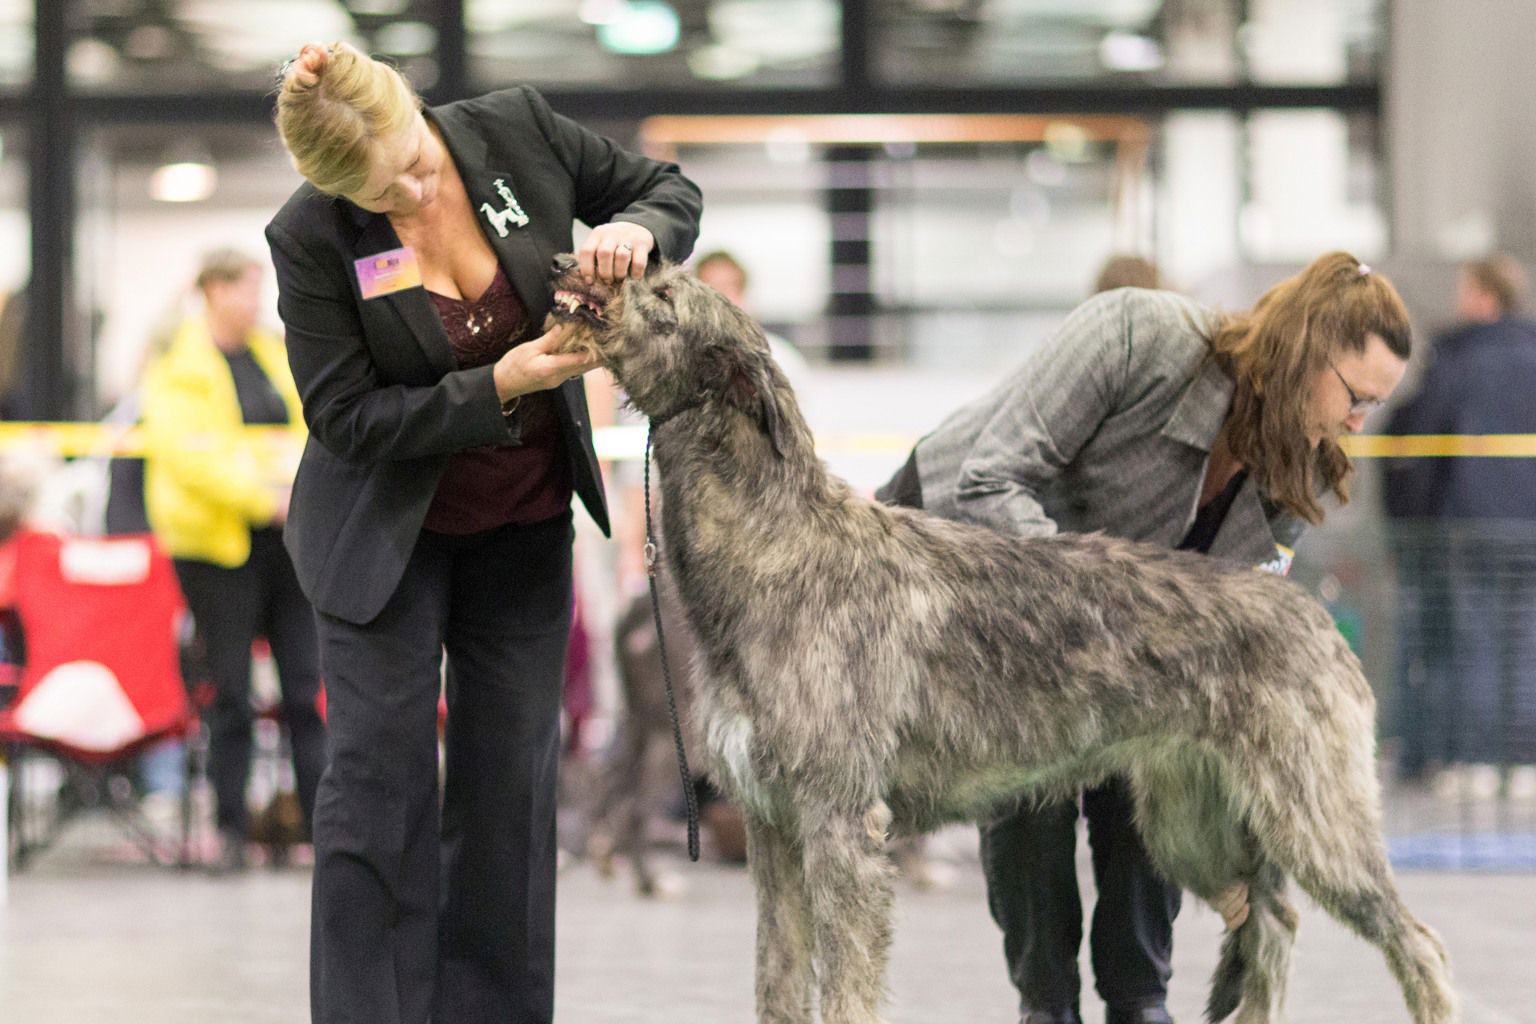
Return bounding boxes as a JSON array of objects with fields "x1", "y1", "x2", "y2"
[{"x1": 718, "y1": 346, "x2": 787, "y2": 458}]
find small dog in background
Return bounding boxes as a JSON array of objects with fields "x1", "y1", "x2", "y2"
[
  {"x1": 247, "y1": 790, "x2": 307, "y2": 867},
  {"x1": 584, "y1": 577, "x2": 706, "y2": 897}
]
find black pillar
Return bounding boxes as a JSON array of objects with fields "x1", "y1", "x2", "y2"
[
  {"x1": 431, "y1": 0, "x2": 468, "y2": 103},
  {"x1": 825, "y1": 145, "x2": 875, "y2": 362},
  {"x1": 22, "y1": 0, "x2": 76, "y2": 419}
]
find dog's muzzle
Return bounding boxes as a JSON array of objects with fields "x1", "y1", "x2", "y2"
[{"x1": 548, "y1": 254, "x2": 616, "y2": 328}]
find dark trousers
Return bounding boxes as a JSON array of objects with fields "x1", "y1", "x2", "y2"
[
  {"x1": 980, "y1": 778, "x2": 1182, "y2": 1017},
  {"x1": 1448, "y1": 527, "x2": 1536, "y2": 765},
  {"x1": 1388, "y1": 525, "x2": 1456, "y2": 777},
  {"x1": 174, "y1": 527, "x2": 324, "y2": 836},
  {"x1": 309, "y1": 513, "x2": 573, "y2": 1024}
]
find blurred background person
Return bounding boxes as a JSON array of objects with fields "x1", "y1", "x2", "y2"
[
  {"x1": 694, "y1": 249, "x2": 810, "y2": 384},
  {"x1": 1092, "y1": 254, "x2": 1163, "y2": 294},
  {"x1": 142, "y1": 247, "x2": 321, "y2": 873},
  {"x1": 1382, "y1": 254, "x2": 1536, "y2": 797}
]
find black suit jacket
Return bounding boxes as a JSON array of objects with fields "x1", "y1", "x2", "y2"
[{"x1": 265, "y1": 86, "x2": 702, "y2": 625}]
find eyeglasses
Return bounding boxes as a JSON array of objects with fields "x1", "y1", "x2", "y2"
[{"x1": 1328, "y1": 360, "x2": 1384, "y2": 417}]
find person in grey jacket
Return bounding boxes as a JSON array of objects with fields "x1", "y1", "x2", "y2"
[{"x1": 877, "y1": 251, "x2": 1412, "y2": 1024}]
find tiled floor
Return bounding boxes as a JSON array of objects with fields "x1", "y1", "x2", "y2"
[{"x1": 2, "y1": 821, "x2": 1533, "y2": 1024}]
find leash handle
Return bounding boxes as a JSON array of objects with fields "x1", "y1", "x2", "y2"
[{"x1": 645, "y1": 425, "x2": 701, "y2": 862}]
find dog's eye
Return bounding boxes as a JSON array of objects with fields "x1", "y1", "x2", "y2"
[{"x1": 654, "y1": 284, "x2": 674, "y2": 304}]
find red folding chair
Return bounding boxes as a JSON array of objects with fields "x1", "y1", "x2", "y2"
[{"x1": 0, "y1": 529, "x2": 198, "y2": 868}]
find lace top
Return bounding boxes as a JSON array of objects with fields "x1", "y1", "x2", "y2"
[{"x1": 422, "y1": 266, "x2": 572, "y2": 534}]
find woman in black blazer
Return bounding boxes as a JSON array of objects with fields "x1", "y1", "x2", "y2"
[{"x1": 267, "y1": 42, "x2": 701, "y2": 1024}]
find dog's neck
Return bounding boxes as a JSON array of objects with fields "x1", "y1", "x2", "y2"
[
  {"x1": 647, "y1": 395, "x2": 710, "y2": 431},
  {"x1": 646, "y1": 392, "x2": 849, "y2": 586}
]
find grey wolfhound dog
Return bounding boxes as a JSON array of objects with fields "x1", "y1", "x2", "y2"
[{"x1": 547, "y1": 254, "x2": 1456, "y2": 1024}]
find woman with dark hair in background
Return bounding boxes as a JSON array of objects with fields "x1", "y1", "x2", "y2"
[{"x1": 879, "y1": 251, "x2": 1412, "y2": 1024}]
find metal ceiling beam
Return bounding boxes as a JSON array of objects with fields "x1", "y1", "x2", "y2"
[{"x1": 65, "y1": 82, "x2": 1379, "y2": 125}]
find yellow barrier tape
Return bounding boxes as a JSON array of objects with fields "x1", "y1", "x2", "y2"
[
  {"x1": 0, "y1": 423, "x2": 299, "y2": 458},
  {"x1": 1, "y1": 422, "x2": 1534, "y2": 460},
  {"x1": 1338, "y1": 434, "x2": 1536, "y2": 458}
]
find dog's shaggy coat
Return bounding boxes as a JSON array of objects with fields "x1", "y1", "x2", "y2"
[{"x1": 548, "y1": 255, "x2": 1457, "y2": 1024}]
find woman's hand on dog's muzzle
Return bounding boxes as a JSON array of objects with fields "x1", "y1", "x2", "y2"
[{"x1": 494, "y1": 325, "x2": 603, "y2": 403}]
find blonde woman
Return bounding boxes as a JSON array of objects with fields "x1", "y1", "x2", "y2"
[
  {"x1": 267, "y1": 42, "x2": 701, "y2": 1024},
  {"x1": 878, "y1": 252, "x2": 1412, "y2": 1024}
]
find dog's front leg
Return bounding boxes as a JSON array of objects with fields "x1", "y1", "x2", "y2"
[
  {"x1": 801, "y1": 802, "x2": 898, "y2": 1024},
  {"x1": 746, "y1": 814, "x2": 815, "y2": 1023}
]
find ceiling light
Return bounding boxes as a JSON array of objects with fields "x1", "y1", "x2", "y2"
[
  {"x1": 66, "y1": 38, "x2": 120, "y2": 86},
  {"x1": 597, "y1": 1, "x2": 680, "y2": 56},
  {"x1": 1043, "y1": 121, "x2": 1092, "y2": 162},
  {"x1": 1099, "y1": 31, "x2": 1164, "y2": 73},
  {"x1": 150, "y1": 145, "x2": 218, "y2": 203}
]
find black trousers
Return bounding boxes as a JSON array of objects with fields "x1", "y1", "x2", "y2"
[
  {"x1": 174, "y1": 527, "x2": 324, "y2": 836},
  {"x1": 980, "y1": 779, "x2": 1182, "y2": 1017},
  {"x1": 309, "y1": 513, "x2": 573, "y2": 1024}
]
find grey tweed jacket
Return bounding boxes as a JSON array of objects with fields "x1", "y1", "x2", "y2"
[{"x1": 914, "y1": 288, "x2": 1304, "y2": 572}]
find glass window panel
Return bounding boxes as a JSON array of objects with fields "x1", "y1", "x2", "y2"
[
  {"x1": 657, "y1": 139, "x2": 830, "y2": 323},
  {"x1": 468, "y1": 0, "x2": 838, "y2": 90},
  {"x1": 652, "y1": 116, "x2": 1152, "y2": 369},
  {"x1": 870, "y1": 139, "x2": 1139, "y2": 368},
  {"x1": 1157, "y1": 110, "x2": 1242, "y2": 287},
  {"x1": 70, "y1": 1, "x2": 441, "y2": 93},
  {"x1": 76, "y1": 124, "x2": 303, "y2": 405},
  {"x1": 1239, "y1": 109, "x2": 1385, "y2": 262},
  {"x1": 643, "y1": 108, "x2": 1383, "y2": 370},
  {"x1": 0, "y1": 0, "x2": 30, "y2": 88},
  {"x1": 874, "y1": 0, "x2": 1383, "y2": 87}
]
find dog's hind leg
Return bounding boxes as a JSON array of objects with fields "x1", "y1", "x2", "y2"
[
  {"x1": 746, "y1": 814, "x2": 816, "y2": 1023},
  {"x1": 800, "y1": 802, "x2": 898, "y2": 1024},
  {"x1": 1127, "y1": 750, "x2": 1298, "y2": 1023},
  {"x1": 1229, "y1": 697, "x2": 1458, "y2": 1024},
  {"x1": 1255, "y1": 791, "x2": 1456, "y2": 1023}
]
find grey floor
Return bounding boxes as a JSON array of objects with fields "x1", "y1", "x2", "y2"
[{"x1": 2, "y1": 821, "x2": 1533, "y2": 1024}]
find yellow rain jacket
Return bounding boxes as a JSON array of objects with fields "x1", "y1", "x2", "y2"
[{"x1": 143, "y1": 318, "x2": 305, "y2": 567}]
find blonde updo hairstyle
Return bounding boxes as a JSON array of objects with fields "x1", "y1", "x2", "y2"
[{"x1": 274, "y1": 41, "x2": 422, "y2": 199}]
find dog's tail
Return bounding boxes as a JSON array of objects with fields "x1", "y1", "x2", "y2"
[
  {"x1": 1205, "y1": 860, "x2": 1298, "y2": 1022},
  {"x1": 1123, "y1": 750, "x2": 1299, "y2": 1022}
]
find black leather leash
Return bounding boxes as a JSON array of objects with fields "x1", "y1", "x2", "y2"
[{"x1": 643, "y1": 422, "x2": 700, "y2": 862}]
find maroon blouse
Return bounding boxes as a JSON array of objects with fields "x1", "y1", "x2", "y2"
[{"x1": 422, "y1": 266, "x2": 572, "y2": 534}]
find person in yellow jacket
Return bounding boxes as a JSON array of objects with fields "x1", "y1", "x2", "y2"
[{"x1": 143, "y1": 248, "x2": 323, "y2": 873}]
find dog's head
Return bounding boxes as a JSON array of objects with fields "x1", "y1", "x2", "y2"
[{"x1": 547, "y1": 254, "x2": 788, "y2": 455}]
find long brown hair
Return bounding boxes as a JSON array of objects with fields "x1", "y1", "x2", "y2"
[{"x1": 1209, "y1": 251, "x2": 1410, "y2": 524}]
